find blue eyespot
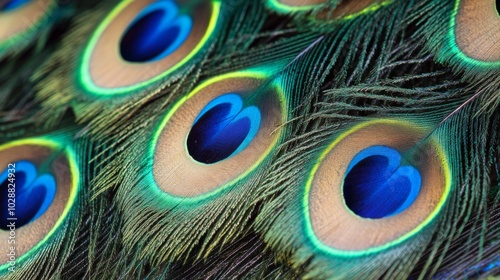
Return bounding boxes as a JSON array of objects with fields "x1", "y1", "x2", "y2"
[
  {"x1": 120, "y1": 0, "x2": 193, "y2": 62},
  {"x1": 0, "y1": 0, "x2": 32, "y2": 11},
  {"x1": 187, "y1": 94, "x2": 262, "y2": 164},
  {"x1": 343, "y1": 146, "x2": 421, "y2": 219},
  {"x1": 0, "y1": 161, "x2": 57, "y2": 229}
]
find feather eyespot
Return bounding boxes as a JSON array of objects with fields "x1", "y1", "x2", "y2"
[
  {"x1": 343, "y1": 145, "x2": 422, "y2": 219},
  {"x1": 451, "y1": 0, "x2": 500, "y2": 64},
  {"x1": 152, "y1": 71, "x2": 285, "y2": 201},
  {"x1": 304, "y1": 120, "x2": 451, "y2": 254},
  {"x1": 187, "y1": 94, "x2": 262, "y2": 164},
  {"x1": 119, "y1": 0, "x2": 193, "y2": 63},
  {"x1": 0, "y1": 139, "x2": 79, "y2": 270},
  {"x1": 80, "y1": 0, "x2": 220, "y2": 95},
  {"x1": 0, "y1": 0, "x2": 57, "y2": 58},
  {"x1": 0, "y1": 161, "x2": 56, "y2": 229}
]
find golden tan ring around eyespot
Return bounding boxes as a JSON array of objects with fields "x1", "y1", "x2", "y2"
[
  {"x1": 454, "y1": 0, "x2": 500, "y2": 62},
  {"x1": 0, "y1": 0, "x2": 52, "y2": 41},
  {"x1": 88, "y1": 0, "x2": 213, "y2": 89},
  {"x1": 308, "y1": 122, "x2": 448, "y2": 251},
  {"x1": 0, "y1": 144, "x2": 73, "y2": 264},
  {"x1": 153, "y1": 75, "x2": 284, "y2": 197}
]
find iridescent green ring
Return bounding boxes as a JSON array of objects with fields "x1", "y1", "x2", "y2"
[
  {"x1": 78, "y1": 0, "x2": 221, "y2": 96},
  {"x1": 0, "y1": 137, "x2": 79, "y2": 272},
  {"x1": 148, "y1": 69, "x2": 287, "y2": 206},
  {"x1": 301, "y1": 119, "x2": 452, "y2": 257},
  {"x1": 445, "y1": 0, "x2": 500, "y2": 69}
]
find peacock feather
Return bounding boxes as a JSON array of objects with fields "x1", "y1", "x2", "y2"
[
  {"x1": 0, "y1": 0, "x2": 61, "y2": 59},
  {"x1": 0, "y1": 131, "x2": 83, "y2": 279},
  {"x1": 0, "y1": 0, "x2": 499, "y2": 279}
]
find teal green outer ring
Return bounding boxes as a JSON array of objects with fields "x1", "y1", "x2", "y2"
[
  {"x1": 266, "y1": 0, "x2": 323, "y2": 13},
  {"x1": 0, "y1": 0, "x2": 58, "y2": 57},
  {"x1": 300, "y1": 119, "x2": 452, "y2": 258},
  {"x1": 77, "y1": 0, "x2": 221, "y2": 97},
  {"x1": 147, "y1": 69, "x2": 286, "y2": 207},
  {"x1": 266, "y1": 0, "x2": 392, "y2": 21},
  {"x1": 445, "y1": 0, "x2": 500, "y2": 69},
  {"x1": 0, "y1": 137, "x2": 80, "y2": 274}
]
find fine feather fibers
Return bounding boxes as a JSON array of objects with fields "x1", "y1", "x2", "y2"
[{"x1": 0, "y1": 0, "x2": 498, "y2": 279}]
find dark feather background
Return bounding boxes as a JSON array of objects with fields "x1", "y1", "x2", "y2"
[{"x1": 0, "y1": 0, "x2": 499, "y2": 279}]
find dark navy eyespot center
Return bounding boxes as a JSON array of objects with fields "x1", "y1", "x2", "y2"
[
  {"x1": 342, "y1": 146, "x2": 421, "y2": 219},
  {"x1": 496, "y1": 0, "x2": 500, "y2": 16},
  {"x1": 0, "y1": 161, "x2": 56, "y2": 230},
  {"x1": 0, "y1": 0, "x2": 32, "y2": 11},
  {"x1": 120, "y1": 0, "x2": 193, "y2": 63},
  {"x1": 187, "y1": 94, "x2": 261, "y2": 164}
]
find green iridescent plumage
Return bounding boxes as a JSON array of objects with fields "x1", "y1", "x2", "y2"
[
  {"x1": 0, "y1": 0, "x2": 498, "y2": 278},
  {"x1": 0, "y1": 0, "x2": 61, "y2": 59},
  {"x1": 416, "y1": 0, "x2": 500, "y2": 114},
  {"x1": 0, "y1": 131, "x2": 82, "y2": 279}
]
